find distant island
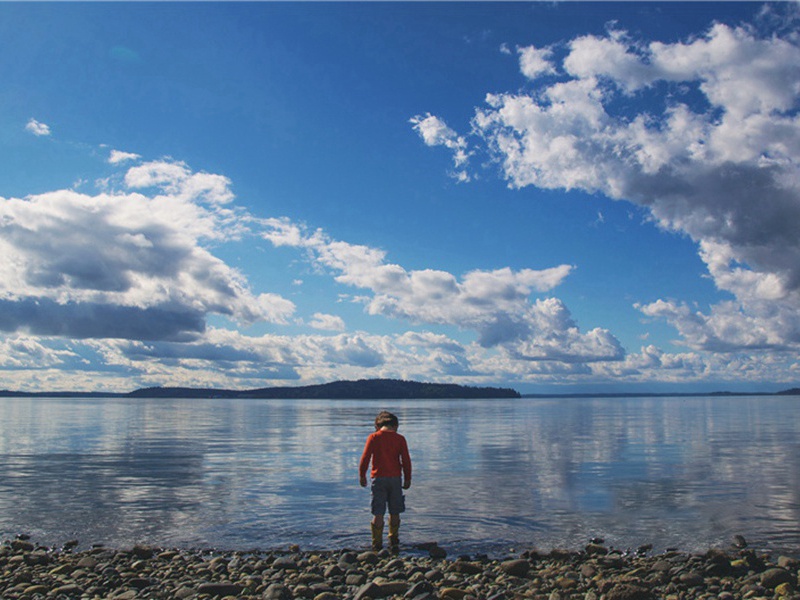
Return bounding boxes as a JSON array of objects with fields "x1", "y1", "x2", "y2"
[{"x1": 0, "y1": 378, "x2": 521, "y2": 400}]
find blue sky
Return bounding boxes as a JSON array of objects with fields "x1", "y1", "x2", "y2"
[{"x1": 1, "y1": 2, "x2": 799, "y2": 394}]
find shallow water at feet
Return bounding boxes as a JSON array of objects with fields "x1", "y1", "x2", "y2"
[{"x1": 0, "y1": 395, "x2": 798, "y2": 556}]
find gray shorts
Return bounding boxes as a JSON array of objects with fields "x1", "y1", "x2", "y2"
[{"x1": 371, "y1": 477, "x2": 405, "y2": 516}]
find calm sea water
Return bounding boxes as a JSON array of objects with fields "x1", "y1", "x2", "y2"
[{"x1": 1, "y1": 395, "x2": 798, "y2": 556}]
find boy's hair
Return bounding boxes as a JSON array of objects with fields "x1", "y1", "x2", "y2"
[{"x1": 375, "y1": 411, "x2": 399, "y2": 430}]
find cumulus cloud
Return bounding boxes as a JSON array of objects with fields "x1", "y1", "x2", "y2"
[
  {"x1": 25, "y1": 119, "x2": 51, "y2": 137},
  {"x1": 308, "y1": 313, "x2": 346, "y2": 331},
  {"x1": 0, "y1": 160, "x2": 294, "y2": 342},
  {"x1": 409, "y1": 113, "x2": 471, "y2": 182},
  {"x1": 108, "y1": 149, "x2": 141, "y2": 164},
  {"x1": 417, "y1": 20, "x2": 800, "y2": 354},
  {"x1": 0, "y1": 335, "x2": 75, "y2": 369},
  {"x1": 261, "y1": 217, "x2": 621, "y2": 363}
]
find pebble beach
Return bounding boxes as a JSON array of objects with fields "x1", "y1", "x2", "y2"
[{"x1": 2, "y1": 537, "x2": 799, "y2": 600}]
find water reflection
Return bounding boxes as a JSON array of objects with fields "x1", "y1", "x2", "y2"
[{"x1": 0, "y1": 396, "x2": 798, "y2": 555}]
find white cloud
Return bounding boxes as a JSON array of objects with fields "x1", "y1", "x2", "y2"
[
  {"x1": 518, "y1": 45, "x2": 555, "y2": 80},
  {"x1": 409, "y1": 113, "x2": 471, "y2": 182},
  {"x1": 108, "y1": 149, "x2": 141, "y2": 164},
  {"x1": 261, "y1": 217, "x2": 621, "y2": 364},
  {"x1": 125, "y1": 160, "x2": 235, "y2": 205},
  {"x1": 0, "y1": 161, "x2": 294, "y2": 342},
  {"x1": 308, "y1": 313, "x2": 346, "y2": 331},
  {"x1": 25, "y1": 119, "x2": 51, "y2": 137},
  {"x1": 0, "y1": 335, "x2": 75, "y2": 368},
  {"x1": 417, "y1": 21, "x2": 800, "y2": 354}
]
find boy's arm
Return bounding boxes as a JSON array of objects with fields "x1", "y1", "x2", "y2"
[
  {"x1": 358, "y1": 436, "x2": 373, "y2": 487},
  {"x1": 401, "y1": 438, "x2": 412, "y2": 489}
]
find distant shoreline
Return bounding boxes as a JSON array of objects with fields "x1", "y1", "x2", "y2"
[
  {"x1": 0, "y1": 378, "x2": 798, "y2": 399},
  {"x1": 0, "y1": 378, "x2": 520, "y2": 400}
]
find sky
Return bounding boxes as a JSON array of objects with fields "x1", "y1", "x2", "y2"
[{"x1": 1, "y1": 2, "x2": 799, "y2": 395}]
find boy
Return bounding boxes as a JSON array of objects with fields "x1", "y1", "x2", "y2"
[{"x1": 359, "y1": 411, "x2": 412, "y2": 552}]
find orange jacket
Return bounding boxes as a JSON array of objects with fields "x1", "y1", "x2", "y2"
[{"x1": 359, "y1": 429, "x2": 412, "y2": 481}]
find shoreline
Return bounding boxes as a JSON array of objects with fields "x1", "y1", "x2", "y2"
[{"x1": 2, "y1": 537, "x2": 799, "y2": 599}]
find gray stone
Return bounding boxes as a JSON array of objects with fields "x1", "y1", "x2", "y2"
[
  {"x1": 262, "y1": 582, "x2": 292, "y2": 600},
  {"x1": 405, "y1": 581, "x2": 435, "y2": 598},
  {"x1": 357, "y1": 551, "x2": 380, "y2": 565},
  {"x1": 500, "y1": 559, "x2": 530, "y2": 577},
  {"x1": 761, "y1": 567, "x2": 794, "y2": 589},
  {"x1": 272, "y1": 556, "x2": 299, "y2": 570},
  {"x1": 679, "y1": 572, "x2": 704, "y2": 587},
  {"x1": 197, "y1": 582, "x2": 244, "y2": 597},
  {"x1": 77, "y1": 556, "x2": 99, "y2": 569},
  {"x1": 379, "y1": 580, "x2": 410, "y2": 595},
  {"x1": 347, "y1": 573, "x2": 367, "y2": 586},
  {"x1": 354, "y1": 581, "x2": 385, "y2": 599}
]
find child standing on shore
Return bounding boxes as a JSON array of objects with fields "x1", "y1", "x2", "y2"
[{"x1": 359, "y1": 411, "x2": 412, "y2": 552}]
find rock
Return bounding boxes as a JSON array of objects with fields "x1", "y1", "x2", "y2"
[
  {"x1": 778, "y1": 556, "x2": 800, "y2": 569},
  {"x1": 53, "y1": 583, "x2": 84, "y2": 596},
  {"x1": 357, "y1": 550, "x2": 380, "y2": 565},
  {"x1": 323, "y1": 563, "x2": 344, "y2": 578},
  {"x1": 424, "y1": 569, "x2": 444, "y2": 582},
  {"x1": 77, "y1": 555, "x2": 99, "y2": 569},
  {"x1": 776, "y1": 582, "x2": 795, "y2": 597},
  {"x1": 347, "y1": 573, "x2": 367, "y2": 586},
  {"x1": 175, "y1": 587, "x2": 195, "y2": 599},
  {"x1": 679, "y1": 572, "x2": 704, "y2": 587},
  {"x1": 499, "y1": 558, "x2": 530, "y2": 577},
  {"x1": 439, "y1": 588, "x2": 469, "y2": 600},
  {"x1": 262, "y1": 582, "x2": 292, "y2": 600},
  {"x1": 313, "y1": 593, "x2": 338, "y2": 600},
  {"x1": 379, "y1": 580, "x2": 410, "y2": 595},
  {"x1": 761, "y1": 567, "x2": 794, "y2": 589},
  {"x1": 11, "y1": 539, "x2": 35, "y2": 552},
  {"x1": 604, "y1": 583, "x2": 654, "y2": 600},
  {"x1": 113, "y1": 591, "x2": 138, "y2": 600},
  {"x1": 354, "y1": 581, "x2": 384, "y2": 600},
  {"x1": 128, "y1": 577, "x2": 154, "y2": 590},
  {"x1": 197, "y1": 582, "x2": 244, "y2": 597},
  {"x1": 449, "y1": 561, "x2": 483, "y2": 575},
  {"x1": 23, "y1": 584, "x2": 50, "y2": 595},
  {"x1": 405, "y1": 581, "x2": 435, "y2": 598},
  {"x1": 585, "y1": 543, "x2": 608, "y2": 556},
  {"x1": 131, "y1": 544, "x2": 155, "y2": 559},
  {"x1": 581, "y1": 563, "x2": 597, "y2": 579},
  {"x1": 272, "y1": 555, "x2": 299, "y2": 570}
]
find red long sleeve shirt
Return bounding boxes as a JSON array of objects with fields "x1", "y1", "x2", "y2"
[{"x1": 359, "y1": 428, "x2": 412, "y2": 481}]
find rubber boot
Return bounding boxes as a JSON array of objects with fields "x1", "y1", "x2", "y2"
[
  {"x1": 388, "y1": 520, "x2": 400, "y2": 554},
  {"x1": 371, "y1": 522, "x2": 383, "y2": 551}
]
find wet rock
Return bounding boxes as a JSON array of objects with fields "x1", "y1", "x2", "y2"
[
  {"x1": 499, "y1": 558, "x2": 530, "y2": 577},
  {"x1": 272, "y1": 555, "x2": 299, "y2": 570},
  {"x1": 449, "y1": 561, "x2": 483, "y2": 575},
  {"x1": 761, "y1": 567, "x2": 794, "y2": 589},
  {"x1": 585, "y1": 543, "x2": 608, "y2": 556},
  {"x1": 11, "y1": 540, "x2": 34, "y2": 552},
  {"x1": 357, "y1": 550, "x2": 380, "y2": 565}
]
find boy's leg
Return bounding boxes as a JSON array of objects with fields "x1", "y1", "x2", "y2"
[
  {"x1": 388, "y1": 514, "x2": 400, "y2": 553},
  {"x1": 370, "y1": 479, "x2": 389, "y2": 551},
  {"x1": 371, "y1": 515, "x2": 384, "y2": 551}
]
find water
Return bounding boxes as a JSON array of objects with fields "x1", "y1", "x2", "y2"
[{"x1": 0, "y1": 395, "x2": 798, "y2": 556}]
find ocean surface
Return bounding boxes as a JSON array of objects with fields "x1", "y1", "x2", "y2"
[{"x1": 1, "y1": 395, "x2": 798, "y2": 557}]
